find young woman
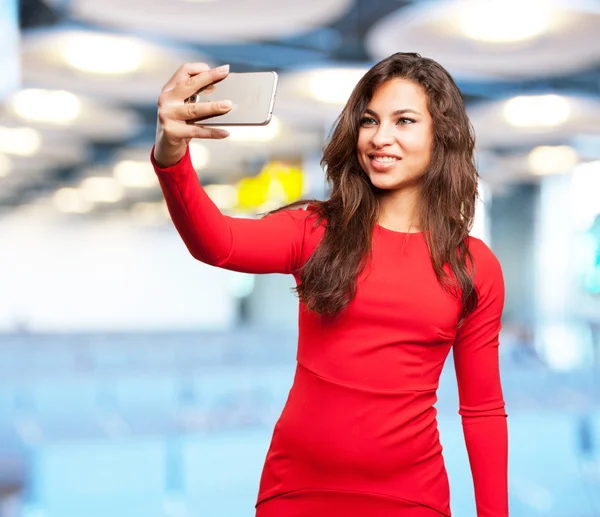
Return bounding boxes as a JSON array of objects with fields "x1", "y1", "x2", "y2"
[{"x1": 151, "y1": 53, "x2": 508, "y2": 517}]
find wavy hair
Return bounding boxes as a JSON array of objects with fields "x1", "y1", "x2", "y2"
[{"x1": 271, "y1": 52, "x2": 479, "y2": 325}]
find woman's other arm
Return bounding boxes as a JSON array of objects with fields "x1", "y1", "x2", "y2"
[{"x1": 452, "y1": 238, "x2": 509, "y2": 517}]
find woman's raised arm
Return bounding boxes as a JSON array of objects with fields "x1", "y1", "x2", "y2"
[{"x1": 152, "y1": 63, "x2": 310, "y2": 275}]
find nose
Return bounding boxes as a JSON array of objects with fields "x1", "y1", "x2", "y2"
[{"x1": 370, "y1": 122, "x2": 395, "y2": 148}]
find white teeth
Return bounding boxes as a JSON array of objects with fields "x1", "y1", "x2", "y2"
[{"x1": 373, "y1": 156, "x2": 398, "y2": 163}]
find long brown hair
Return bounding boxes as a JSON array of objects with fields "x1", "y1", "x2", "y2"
[{"x1": 270, "y1": 53, "x2": 479, "y2": 324}]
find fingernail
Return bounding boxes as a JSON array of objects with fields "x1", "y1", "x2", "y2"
[
  {"x1": 216, "y1": 64, "x2": 230, "y2": 73},
  {"x1": 219, "y1": 100, "x2": 232, "y2": 110}
]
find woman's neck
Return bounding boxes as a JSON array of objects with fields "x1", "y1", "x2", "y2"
[{"x1": 377, "y1": 187, "x2": 421, "y2": 233}]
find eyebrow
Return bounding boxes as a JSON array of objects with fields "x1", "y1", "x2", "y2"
[{"x1": 364, "y1": 108, "x2": 422, "y2": 117}]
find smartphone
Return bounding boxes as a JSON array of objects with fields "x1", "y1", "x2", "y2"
[{"x1": 186, "y1": 71, "x2": 278, "y2": 126}]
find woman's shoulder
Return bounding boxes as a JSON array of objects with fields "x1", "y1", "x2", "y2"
[
  {"x1": 279, "y1": 202, "x2": 324, "y2": 225},
  {"x1": 272, "y1": 202, "x2": 325, "y2": 241},
  {"x1": 463, "y1": 235, "x2": 503, "y2": 282}
]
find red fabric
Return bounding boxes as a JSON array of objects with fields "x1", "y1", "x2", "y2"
[
  {"x1": 152, "y1": 146, "x2": 509, "y2": 517},
  {"x1": 256, "y1": 489, "x2": 444, "y2": 517}
]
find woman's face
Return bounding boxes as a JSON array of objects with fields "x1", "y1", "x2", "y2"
[{"x1": 356, "y1": 78, "x2": 434, "y2": 192}]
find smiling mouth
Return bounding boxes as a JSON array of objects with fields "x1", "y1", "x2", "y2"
[
  {"x1": 368, "y1": 155, "x2": 402, "y2": 173},
  {"x1": 370, "y1": 155, "x2": 400, "y2": 163}
]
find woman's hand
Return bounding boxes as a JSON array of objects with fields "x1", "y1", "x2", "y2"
[{"x1": 153, "y1": 63, "x2": 232, "y2": 168}]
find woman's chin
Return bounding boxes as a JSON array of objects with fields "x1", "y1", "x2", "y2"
[
  {"x1": 369, "y1": 174, "x2": 403, "y2": 191},
  {"x1": 368, "y1": 171, "x2": 422, "y2": 192}
]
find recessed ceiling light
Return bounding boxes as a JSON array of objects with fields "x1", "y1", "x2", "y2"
[
  {"x1": 459, "y1": 0, "x2": 551, "y2": 43},
  {"x1": 0, "y1": 127, "x2": 42, "y2": 156},
  {"x1": 503, "y1": 95, "x2": 570, "y2": 128},
  {"x1": 189, "y1": 142, "x2": 211, "y2": 169},
  {"x1": 113, "y1": 160, "x2": 158, "y2": 188},
  {"x1": 308, "y1": 68, "x2": 367, "y2": 104},
  {"x1": 62, "y1": 33, "x2": 144, "y2": 74},
  {"x1": 204, "y1": 184, "x2": 238, "y2": 210},
  {"x1": 53, "y1": 188, "x2": 93, "y2": 213},
  {"x1": 131, "y1": 201, "x2": 170, "y2": 225},
  {"x1": 0, "y1": 154, "x2": 12, "y2": 177},
  {"x1": 12, "y1": 89, "x2": 81, "y2": 124},
  {"x1": 528, "y1": 145, "x2": 578, "y2": 175},
  {"x1": 221, "y1": 116, "x2": 282, "y2": 142},
  {"x1": 80, "y1": 177, "x2": 124, "y2": 203}
]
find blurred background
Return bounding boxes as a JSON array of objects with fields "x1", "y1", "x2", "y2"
[{"x1": 1, "y1": 0, "x2": 600, "y2": 515}]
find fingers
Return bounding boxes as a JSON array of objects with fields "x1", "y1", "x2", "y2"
[
  {"x1": 163, "y1": 120, "x2": 230, "y2": 140},
  {"x1": 162, "y1": 62, "x2": 211, "y2": 94},
  {"x1": 156, "y1": 63, "x2": 232, "y2": 149},
  {"x1": 170, "y1": 99, "x2": 232, "y2": 122},
  {"x1": 194, "y1": 126, "x2": 231, "y2": 139},
  {"x1": 164, "y1": 64, "x2": 230, "y2": 103}
]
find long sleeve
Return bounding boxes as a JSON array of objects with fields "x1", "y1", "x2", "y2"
[
  {"x1": 151, "y1": 145, "x2": 308, "y2": 274},
  {"x1": 452, "y1": 238, "x2": 508, "y2": 517}
]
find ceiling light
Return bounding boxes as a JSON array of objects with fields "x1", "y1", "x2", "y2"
[
  {"x1": 459, "y1": 0, "x2": 551, "y2": 43},
  {"x1": 0, "y1": 126, "x2": 42, "y2": 156},
  {"x1": 308, "y1": 69, "x2": 367, "y2": 104},
  {"x1": 0, "y1": 154, "x2": 12, "y2": 177},
  {"x1": 189, "y1": 142, "x2": 210, "y2": 169},
  {"x1": 204, "y1": 184, "x2": 238, "y2": 210},
  {"x1": 223, "y1": 117, "x2": 282, "y2": 142},
  {"x1": 12, "y1": 89, "x2": 81, "y2": 124},
  {"x1": 62, "y1": 33, "x2": 144, "y2": 74},
  {"x1": 80, "y1": 177, "x2": 124, "y2": 203},
  {"x1": 528, "y1": 145, "x2": 579, "y2": 175},
  {"x1": 53, "y1": 188, "x2": 93, "y2": 213},
  {"x1": 113, "y1": 160, "x2": 158, "y2": 188},
  {"x1": 131, "y1": 202, "x2": 170, "y2": 225},
  {"x1": 503, "y1": 95, "x2": 570, "y2": 128}
]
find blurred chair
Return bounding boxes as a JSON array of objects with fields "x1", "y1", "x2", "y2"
[
  {"x1": 23, "y1": 436, "x2": 168, "y2": 517},
  {"x1": 181, "y1": 429, "x2": 272, "y2": 517}
]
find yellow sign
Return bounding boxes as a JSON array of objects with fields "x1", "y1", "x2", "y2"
[{"x1": 237, "y1": 161, "x2": 304, "y2": 211}]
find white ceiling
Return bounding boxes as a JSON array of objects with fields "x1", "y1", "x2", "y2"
[
  {"x1": 6, "y1": 0, "x2": 600, "y2": 218},
  {"x1": 20, "y1": 29, "x2": 206, "y2": 104},
  {"x1": 468, "y1": 94, "x2": 600, "y2": 148},
  {"x1": 367, "y1": 0, "x2": 600, "y2": 80},
  {"x1": 2, "y1": 91, "x2": 143, "y2": 142},
  {"x1": 42, "y1": 0, "x2": 354, "y2": 43}
]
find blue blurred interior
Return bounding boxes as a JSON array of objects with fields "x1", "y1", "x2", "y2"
[
  {"x1": 3, "y1": 0, "x2": 600, "y2": 515},
  {"x1": 0, "y1": 330, "x2": 599, "y2": 516}
]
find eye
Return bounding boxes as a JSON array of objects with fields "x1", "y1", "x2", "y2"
[
  {"x1": 359, "y1": 116, "x2": 377, "y2": 126},
  {"x1": 397, "y1": 117, "x2": 416, "y2": 125}
]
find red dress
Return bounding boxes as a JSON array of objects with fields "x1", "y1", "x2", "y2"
[{"x1": 152, "y1": 147, "x2": 509, "y2": 517}]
